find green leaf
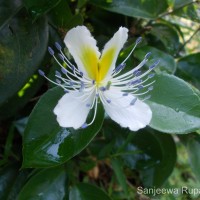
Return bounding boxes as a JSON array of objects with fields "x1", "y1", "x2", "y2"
[
  {"x1": 148, "y1": 73, "x2": 200, "y2": 134},
  {"x1": 0, "y1": 11, "x2": 48, "y2": 106},
  {"x1": 23, "y1": 0, "x2": 61, "y2": 20},
  {"x1": 177, "y1": 52, "x2": 200, "y2": 90},
  {"x1": 48, "y1": 0, "x2": 83, "y2": 30},
  {"x1": 103, "y1": 121, "x2": 176, "y2": 187},
  {"x1": 134, "y1": 46, "x2": 176, "y2": 74},
  {"x1": 0, "y1": 164, "x2": 18, "y2": 199},
  {"x1": 0, "y1": 0, "x2": 22, "y2": 29},
  {"x1": 150, "y1": 23, "x2": 180, "y2": 55},
  {"x1": 180, "y1": 134, "x2": 200, "y2": 183},
  {"x1": 89, "y1": 0, "x2": 168, "y2": 19},
  {"x1": 23, "y1": 87, "x2": 104, "y2": 168},
  {"x1": 69, "y1": 183, "x2": 111, "y2": 200},
  {"x1": 17, "y1": 167, "x2": 66, "y2": 200},
  {"x1": 111, "y1": 159, "x2": 128, "y2": 196}
]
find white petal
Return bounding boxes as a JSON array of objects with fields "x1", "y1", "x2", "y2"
[
  {"x1": 98, "y1": 27, "x2": 128, "y2": 81},
  {"x1": 54, "y1": 91, "x2": 95, "y2": 129},
  {"x1": 64, "y1": 26, "x2": 100, "y2": 80},
  {"x1": 101, "y1": 88, "x2": 152, "y2": 131}
]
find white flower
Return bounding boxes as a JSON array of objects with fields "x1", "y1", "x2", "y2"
[{"x1": 39, "y1": 26, "x2": 159, "y2": 131}]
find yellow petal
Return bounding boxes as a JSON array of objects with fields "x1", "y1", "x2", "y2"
[{"x1": 98, "y1": 27, "x2": 128, "y2": 82}]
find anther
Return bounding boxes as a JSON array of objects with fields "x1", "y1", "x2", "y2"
[
  {"x1": 123, "y1": 93, "x2": 128, "y2": 96},
  {"x1": 81, "y1": 123, "x2": 88, "y2": 129},
  {"x1": 143, "y1": 95, "x2": 151, "y2": 101},
  {"x1": 145, "y1": 52, "x2": 152, "y2": 59},
  {"x1": 55, "y1": 42, "x2": 62, "y2": 51},
  {"x1": 138, "y1": 85, "x2": 144, "y2": 89},
  {"x1": 58, "y1": 53, "x2": 65, "y2": 61},
  {"x1": 136, "y1": 37, "x2": 142, "y2": 44},
  {"x1": 56, "y1": 79, "x2": 61, "y2": 84},
  {"x1": 64, "y1": 89, "x2": 69, "y2": 93},
  {"x1": 55, "y1": 71, "x2": 61, "y2": 77},
  {"x1": 148, "y1": 86, "x2": 153, "y2": 91},
  {"x1": 79, "y1": 71, "x2": 83, "y2": 76},
  {"x1": 130, "y1": 98, "x2": 137, "y2": 105},
  {"x1": 133, "y1": 70, "x2": 142, "y2": 77},
  {"x1": 38, "y1": 69, "x2": 45, "y2": 76},
  {"x1": 86, "y1": 103, "x2": 91, "y2": 107},
  {"x1": 99, "y1": 86, "x2": 106, "y2": 92},
  {"x1": 106, "y1": 81, "x2": 112, "y2": 90},
  {"x1": 48, "y1": 47, "x2": 54, "y2": 56},
  {"x1": 92, "y1": 80, "x2": 95, "y2": 85},
  {"x1": 148, "y1": 73, "x2": 155, "y2": 78},
  {"x1": 106, "y1": 99, "x2": 111, "y2": 103},
  {"x1": 61, "y1": 67, "x2": 67, "y2": 74},
  {"x1": 115, "y1": 63, "x2": 126, "y2": 73},
  {"x1": 149, "y1": 60, "x2": 160, "y2": 69}
]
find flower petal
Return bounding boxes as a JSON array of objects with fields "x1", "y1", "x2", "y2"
[
  {"x1": 64, "y1": 26, "x2": 100, "y2": 80},
  {"x1": 54, "y1": 91, "x2": 95, "y2": 129},
  {"x1": 98, "y1": 27, "x2": 128, "y2": 81},
  {"x1": 101, "y1": 87, "x2": 152, "y2": 131}
]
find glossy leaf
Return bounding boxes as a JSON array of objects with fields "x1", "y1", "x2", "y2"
[
  {"x1": 89, "y1": 0, "x2": 168, "y2": 19},
  {"x1": 23, "y1": 0, "x2": 61, "y2": 20},
  {"x1": 134, "y1": 46, "x2": 176, "y2": 74},
  {"x1": 177, "y1": 52, "x2": 200, "y2": 90},
  {"x1": 23, "y1": 87, "x2": 104, "y2": 168},
  {"x1": 0, "y1": 11, "x2": 48, "y2": 106},
  {"x1": 0, "y1": 0, "x2": 22, "y2": 29},
  {"x1": 103, "y1": 121, "x2": 176, "y2": 187},
  {"x1": 69, "y1": 183, "x2": 111, "y2": 200},
  {"x1": 183, "y1": 134, "x2": 200, "y2": 182},
  {"x1": 18, "y1": 167, "x2": 66, "y2": 200},
  {"x1": 150, "y1": 23, "x2": 180, "y2": 55},
  {"x1": 148, "y1": 73, "x2": 200, "y2": 134}
]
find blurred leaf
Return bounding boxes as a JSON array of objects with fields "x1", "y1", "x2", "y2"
[
  {"x1": 0, "y1": 74, "x2": 44, "y2": 120},
  {"x1": 48, "y1": 0, "x2": 83, "y2": 30},
  {"x1": 23, "y1": 0, "x2": 61, "y2": 20},
  {"x1": 18, "y1": 166, "x2": 66, "y2": 200},
  {"x1": 139, "y1": 131, "x2": 176, "y2": 187},
  {"x1": 89, "y1": 0, "x2": 168, "y2": 19},
  {"x1": 111, "y1": 159, "x2": 128, "y2": 196},
  {"x1": 181, "y1": 134, "x2": 200, "y2": 183},
  {"x1": 104, "y1": 122, "x2": 176, "y2": 187},
  {"x1": 148, "y1": 73, "x2": 200, "y2": 134},
  {"x1": 172, "y1": 0, "x2": 200, "y2": 22},
  {"x1": 177, "y1": 52, "x2": 200, "y2": 90},
  {"x1": 150, "y1": 23, "x2": 180, "y2": 55},
  {"x1": 0, "y1": 0, "x2": 22, "y2": 29},
  {"x1": 69, "y1": 183, "x2": 111, "y2": 200},
  {"x1": 0, "y1": 10, "x2": 48, "y2": 106},
  {"x1": 0, "y1": 164, "x2": 18, "y2": 199},
  {"x1": 134, "y1": 46, "x2": 176, "y2": 74},
  {"x1": 23, "y1": 87, "x2": 104, "y2": 168}
]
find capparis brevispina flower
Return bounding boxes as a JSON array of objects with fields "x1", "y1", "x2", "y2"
[{"x1": 39, "y1": 26, "x2": 159, "y2": 131}]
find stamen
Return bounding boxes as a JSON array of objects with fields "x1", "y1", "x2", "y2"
[
  {"x1": 81, "y1": 123, "x2": 88, "y2": 129},
  {"x1": 56, "y1": 79, "x2": 61, "y2": 84},
  {"x1": 130, "y1": 98, "x2": 137, "y2": 105},
  {"x1": 55, "y1": 42, "x2": 62, "y2": 51},
  {"x1": 136, "y1": 37, "x2": 142, "y2": 44},
  {"x1": 99, "y1": 86, "x2": 106, "y2": 92},
  {"x1": 38, "y1": 69, "x2": 45, "y2": 76},
  {"x1": 79, "y1": 82, "x2": 85, "y2": 92},
  {"x1": 86, "y1": 103, "x2": 91, "y2": 107},
  {"x1": 145, "y1": 52, "x2": 152, "y2": 59},
  {"x1": 149, "y1": 60, "x2": 160, "y2": 69},
  {"x1": 148, "y1": 86, "x2": 153, "y2": 91},
  {"x1": 55, "y1": 71, "x2": 61, "y2": 77},
  {"x1": 92, "y1": 80, "x2": 95, "y2": 85},
  {"x1": 48, "y1": 47, "x2": 54, "y2": 56},
  {"x1": 123, "y1": 93, "x2": 128, "y2": 96},
  {"x1": 133, "y1": 70, "x2": 142, "y2": 77},
  {"x1": 114, "y1": 63, "x2": 126, "y2": 73},
  {"x1": 106, "y1": 81, "x2": 112, "y2": 90},
  {"x1": 148, "y1": 73, "x2": 155, "y2": 78},
  {"x1": 58, "y1": 53, "x2": 65, "y2": 61},
  {"x1": 106, "y1": 99, "x2": 111, "y2": 103},
  {"x1": 61, "y1": 67, "x2": 67, "y2": 74}
]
